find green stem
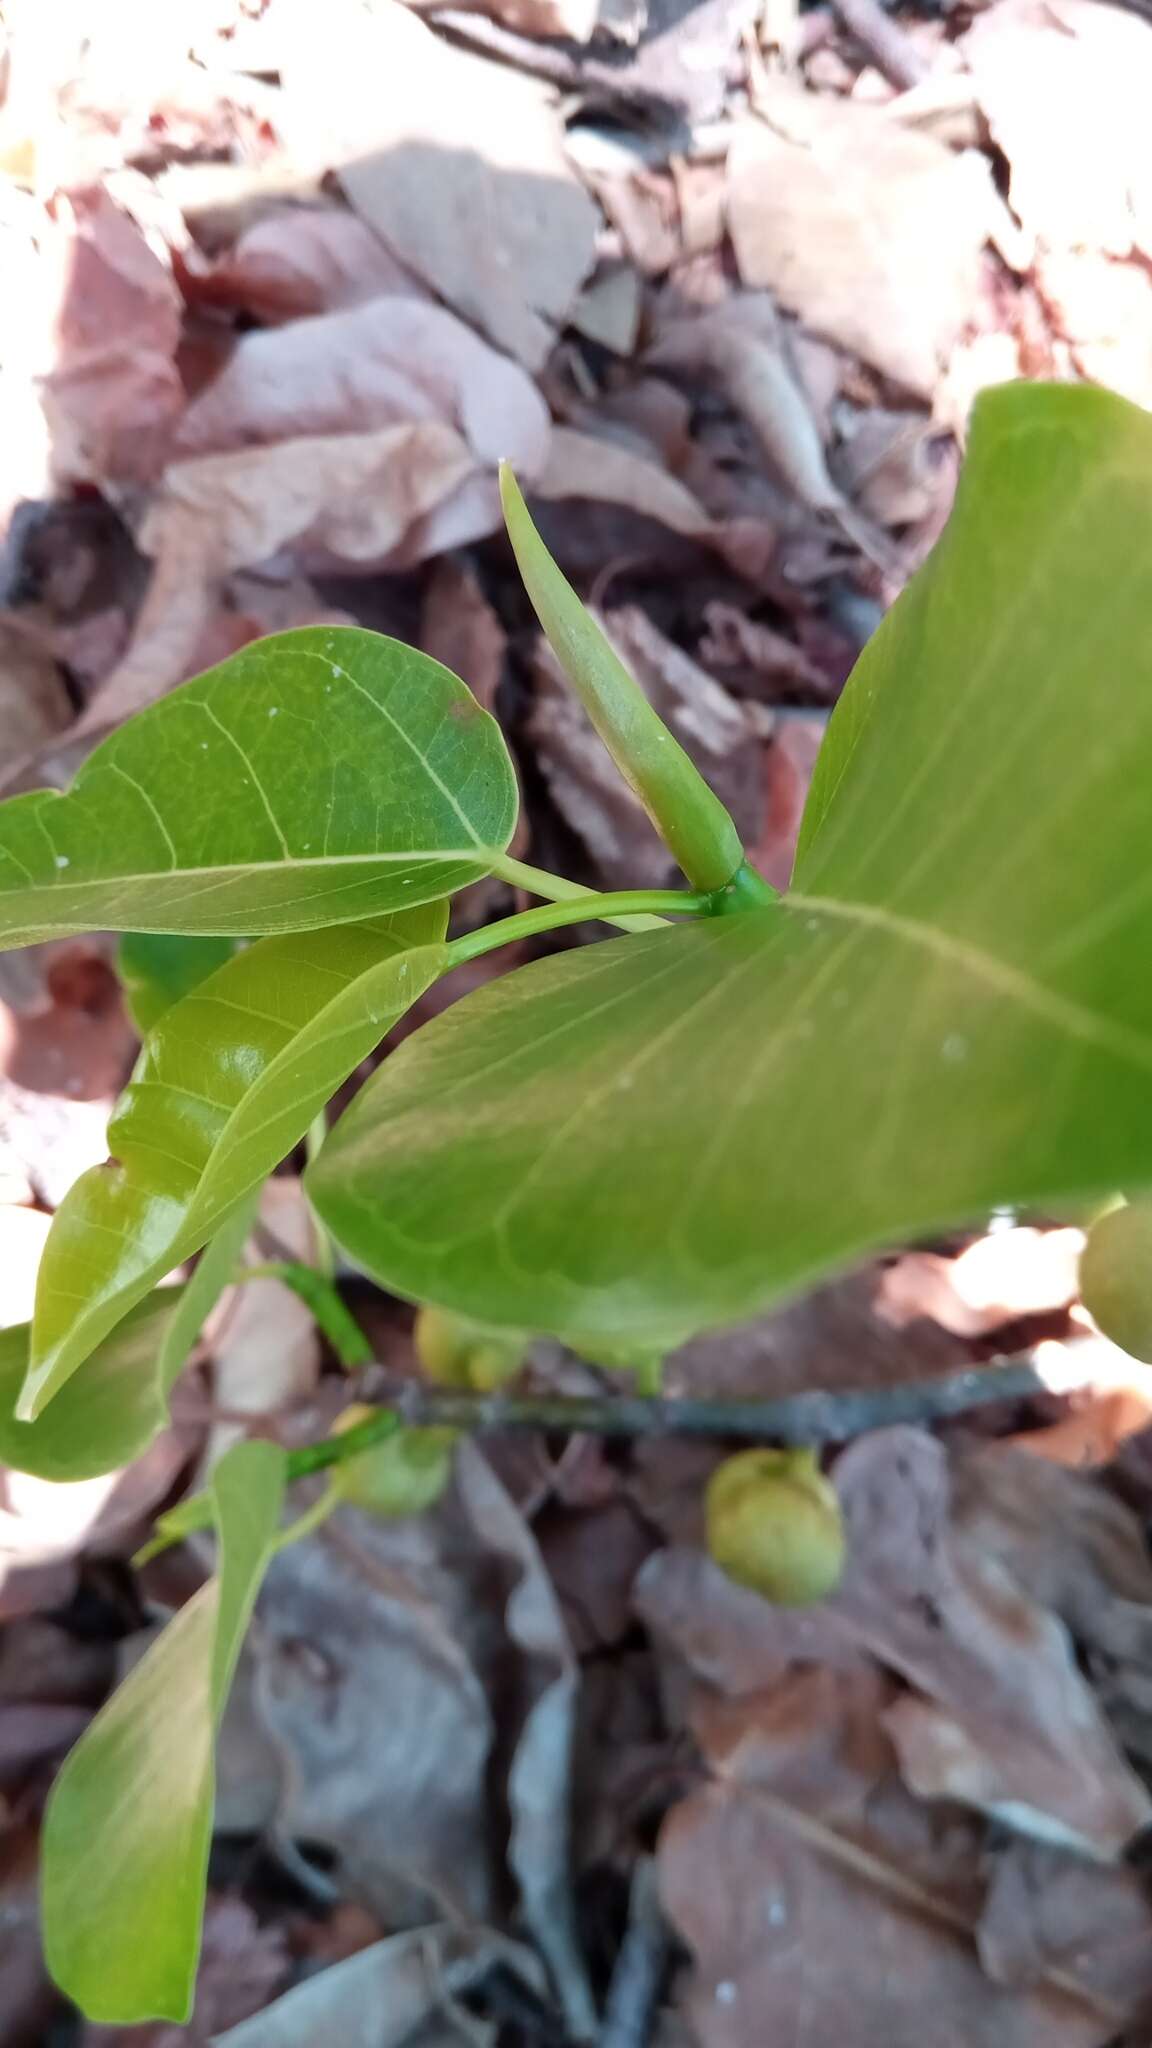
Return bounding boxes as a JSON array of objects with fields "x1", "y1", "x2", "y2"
[
  {"x1": 490, "y1": 855, "x2": 668, "y2": 932},
  {"x1": 445, "y1": 889, "x2": 709, "y2": 970},
  {"x1": 237, "y1": 1261, "x2": 373, "y2": 1369},
  {"x1": 704, "y1": 858, "x2": 778, "y2": 915}
]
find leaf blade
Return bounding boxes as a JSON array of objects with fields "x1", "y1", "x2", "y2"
[
  {"x1": 24, "y1": 908, "x2": 448, "y2": 1416},
  {"x1": 0, "y1": 628, "x2": 517, "y2": 948},
  {"x1": 42, "y1": 1438, "x2": 286, "y2": 2023},
  {"x1": 309, "y1": 386, "x2": 1152, "y2": 1343}
]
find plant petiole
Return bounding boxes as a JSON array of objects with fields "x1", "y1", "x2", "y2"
[{"x1": 443, "y1": 888, "x2": 711, "y2": 970}]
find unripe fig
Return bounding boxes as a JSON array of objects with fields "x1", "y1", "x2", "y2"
[
  {"x1": 332, "y1": 1404, "x2": 458, "y2": 1517},
  {"x1": 705, "y1": 1447, "x2": 844, "y2": 1606},
  {"x1": 415, "y1": 1304, "x2": 528, "y2": 1391}
]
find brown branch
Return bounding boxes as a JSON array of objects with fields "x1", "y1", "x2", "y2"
[{"x1": 367, "y1": 1353, "x2": 1046, "y2": 1444}]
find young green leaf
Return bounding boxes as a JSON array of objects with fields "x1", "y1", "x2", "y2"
[
  {"x1": 0, "y1": 627, "x2": 517, "y2": 949},
  {"x1": 1079, "y1": 1201, "x2": 1152, "y2": 1361},
  {"x1": 0, "y1": 1198, "x2": 258, "y2": 1480},
  {"x1": 43, "y1": 1438, "x2": 286, "y2": 2023},
  {"x1": 119, "y1": 931, "x2": 239, "y2": 1033},
  {"x1": 22, "y1": 907, "x2": 448, "y2": 1418},
  {"x1": 500, "y1": 465, "x2": 746, "y2": 894},
  {"x1": 311, "y1": 386, "x2": 1152, "y2": 1345}
]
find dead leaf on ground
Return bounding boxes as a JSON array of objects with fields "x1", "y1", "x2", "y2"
[
  {"x1": 183, "y1": 203, "x2": 430, "y2": 323},
  {"x1": 660, "y1": 1772, "x2": 1113, "y2": 2047},
  {"x1": 536, "y1": 426, "x2": 716, "y2": 541},
  {"x1": 277, "y1": 0, "x2": 598, "y2": 370},
  {"x1": 420, "y1": 558, "x2": 506, "y2": 715},
  {"x1": 963, "y1": 0, "x2": 1152, "y2": 260},
  {"x1": 950, "y1": 1441, "x2": 1152, "y2": 1768},
  {"x1": 38, "y1": 184, "x2": 184, "y2": 486},
  {"x1": 751, "y1": 715, "x2": 829, "y2": 890},
  {"x1": 637, "y1": 1428, "x2": 1151, "y2": 1857},
  {"x1": 879, "y1": 1227, "x2": 1084, "y2": 1339},
  {"x1": 0, "y1": 617, "x2": 73, "y2": 778},
  {"x1": 214, "y1": 1924, "x2": 545, "y2": 2048},
  {"x1": 727, "y1": 93, "x2": 995, "y2": 397},
  {"x1": 78, "y1": 422, "x2": 476, "y2": 728},
  {"x1": 247, "y1": 1437, "x2": 590, "y2": 2021}
]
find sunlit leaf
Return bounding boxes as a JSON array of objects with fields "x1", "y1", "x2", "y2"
[
  {"x1": 310, "y1": 386, "x2": 1152, "y2": 1344},
  {"x1": 23, "y1": 907, "x2": 448, "y2": 1417},
  {"x1": 0, "y1": 1199, "x2": 258, "y2": 1479},
  {"x1": 43, "y1": 1439, "x2": 286, "y2": 2023},
  {"x1": 119, "y1": 931, "x2": 239, "y2": 1033},
  {"x1": 0, "y1": 627, "x2": 517, "y2": 949}
]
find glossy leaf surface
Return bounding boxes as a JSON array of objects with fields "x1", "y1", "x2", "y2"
[
  {"x1": 1079, "y1": 1201, "x2": 1152, "y2": 1361},
  {"x1": 43, "y1": 1439, "x2": 286, "y2": 2022},
  {"x1": 0, "y1": 1200, "x2": 257, "y2": 1479},
  {"x1": 0, "y1": 627, "x2": 517, "y2": 949},
  {"x1": 311, "y1": 386, "x2": 1152, "y2": 1344},
  {"x1": 23, "y1": 906, "x2": 448, "y2": 1416},
  {"x1": 119, "y1": 931, "x2": 239, "y2": 1033}
]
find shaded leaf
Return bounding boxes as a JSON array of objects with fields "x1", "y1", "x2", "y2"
[
  {"x1": 42, "y1": 1438, "x2": 286, "y2": 2023},
  {"x1": 0, "y1": 626, "x2": 517, "y2": 950},
  {"x1": 1079, "y1": 1201, "x2": 1152, "y2": 1360},
  {"x1": 310, "y1": 386, "x2": 1152, "y2": 1346},
  {"x1": 24, "y1": 907, "x2": 448, "y2": 1417},
  {"x1": 119, "y1": 931, "x2": 239, "y2": 1034}
]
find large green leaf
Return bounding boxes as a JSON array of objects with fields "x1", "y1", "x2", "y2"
[
  {"x1": 0, "y1": 1198, "x2": 257, "y2": 1479},
  {"x1": 43, "y1": 1439, "x2": 286, "y2": 2023},
  {"x1": 0, "y1": 627, "x2": 516, "y2": 949},
  {"x1": 308, "y1": 385, "x2": 1152, "y2": 1344},
  {"x1": 22, "y1": 907, "x2": 448, "y2": 1418}
]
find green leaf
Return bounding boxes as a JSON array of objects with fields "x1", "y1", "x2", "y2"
[
  {"x1": 1079, "y1": 1201, "x2": 1152, "y2": 1360},
  {"x1": 309, "y1": 385, "x2": 1152, "y2": 1345},
  {"x1": 0, "y1": 627, "x2": 517, "y2": 950},
  {"x1": 0, "y1": 1198, "x2": 258, "y2": 1480},
  {"x1": 119, "y1": 931, "x2": 239, "y2": 1033},
  {"x1": 22, "y1": 907, "x2": 448, "y2": 1418},
  {"x1": 43, "y1": 1438, "x2": 286, "y2": 2023},
  {"x1": 500, "y1": 465, "x2": 744, "y2": 894}
]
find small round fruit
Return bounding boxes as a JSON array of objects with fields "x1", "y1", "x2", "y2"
[
  {"x1": 414, "y1": 1304, "x2": 528, "y2": 1391},
  {"x1": 333, "y1": 1406, "x2": 458, "y2": 1517},
  {"x1": 705, "y1": 1447, "x2": 845, "y2": 1607}
]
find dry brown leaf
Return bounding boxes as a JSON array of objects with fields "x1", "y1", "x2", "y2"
[
  {"x1": 569, "y1": 264, "x2": 643, "y2": 356},
  {"x1": 420, "y1": 559, "x2": 506, "y2": 715},
  {"x1": 950, "y1": 1443, "x2": 1152, "y2": 1768},
  {"x1": 637, "y1": 1428, "x2": 1151, "y2": 1857},
  {"x1": 537, "y1": 427, "x2": 715, "y2": 539},
  {"x1": 751, "y1": 715, "x2": 829, "y2": 891},
  {"x1": 963, "y1": 0, "x2": 1152, "y2": 260},
  {"x1": 249, "y1": 1440, "x2": 589, "y2": 1998},
  {"x1": 277, "y1": 0, "x2": 598, "y2": 369},
  {"x1": 214, "y1": 1925, "x2": 544, "y2": 2048},
  {"x1": 978, "y1": 1838, "x2": 1152, "y2": 2016},
  {"x1": 174, "y1": 297, "x2": 548, "y2": 477},
  {"x1": 660, "y1": 1783, "x2": 1111, "y2": 2048},
  {"x1": 38, "y1": 184, "x2": 184, "y2": 486},
  {"x1": 831, "y1": 405, "x2": 952, "y2": 528},
  {"x1": 727, "y1": 95, "x2": 994, "y2": 397},
  {"x1": 0, "y1": 619, "x2": 73, "y2": 780},
  {"x1": 183, "y1": 205, "x2": 429, "y2": 323},
  {"x1": 78, "y1": 424, "x2": 476, "y2": 729},
  {"x1": 879, "y1": 1226, "x2": 1084, "y2": 1338}
]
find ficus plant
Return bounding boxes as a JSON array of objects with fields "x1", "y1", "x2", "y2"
[{"x1": 3, "y1": 380, "x2": 1152, "y2": 2021}]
